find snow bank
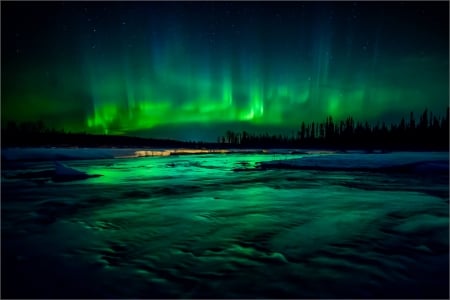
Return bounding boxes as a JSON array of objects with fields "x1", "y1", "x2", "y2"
[
  {"x1": 1, "y1": 148, "x2": 129, "y2": 161},
  {"x1": 54, "y1": 161, "x2": 88, "y2": 177},
  {"x1": 260, "y1": 152, "x2": 449, "y2": 174},
  {"x1": 53, "y1": 162, "x2": 102, "y2": 182}
]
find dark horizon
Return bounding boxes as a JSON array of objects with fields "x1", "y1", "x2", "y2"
[{"x1": 3, "y1": 107, "x2": 448, "y2": 151}]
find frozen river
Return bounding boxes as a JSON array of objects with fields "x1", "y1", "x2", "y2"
[{"x1": 1, "y1": 149, "x2": 449, "y2": 298}]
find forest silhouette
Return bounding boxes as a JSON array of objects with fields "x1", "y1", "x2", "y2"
[
  {"x1": 218, "y1": 108, "x2": 449, "y2": 150},
  {"x1": 2, "y1": 107, "x2": 449, "y2": 150}
]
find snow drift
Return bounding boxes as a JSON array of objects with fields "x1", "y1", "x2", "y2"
[{"x1": 260, "y1": 152, "x2": 449, "y2": 174}]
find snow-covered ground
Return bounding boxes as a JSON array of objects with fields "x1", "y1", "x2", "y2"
[
  {"x1": 1, "y1": 150, "x2": 449, "y2": 298},
  {"x1": 261, "y1": 151, "x2": 449, "y2": 173},
  {"x1": 1, "y1": 147, "x2": 301, "y2": 161}
]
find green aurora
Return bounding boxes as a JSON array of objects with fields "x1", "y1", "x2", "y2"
[{"x1": 2, "y1": 2, "x2": 449, "y2": 141}]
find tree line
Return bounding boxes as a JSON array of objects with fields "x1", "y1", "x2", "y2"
[
  {"x1": 218, "y1": 107, "x2": 449, "y2": 150},
  {"x1": 2, "y1": 107, "x2": 448, "y2": 150}
]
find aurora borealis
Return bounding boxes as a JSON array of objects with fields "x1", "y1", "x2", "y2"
[{"x1": 2, "y1": 2, "x2": 449, "y2": 141}]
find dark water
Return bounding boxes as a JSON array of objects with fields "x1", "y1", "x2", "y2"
[{"x1": 1, "y1": 151, "x2": 449, "y2": 298}]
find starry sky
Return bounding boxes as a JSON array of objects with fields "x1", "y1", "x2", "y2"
[{"x1": 2, "y1": 1, "x2": 449, "y2": 141}]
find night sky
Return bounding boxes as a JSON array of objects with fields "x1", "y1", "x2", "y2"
[{"x1": 2, "y1": 1, "x2": 449, "y2": 141}]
